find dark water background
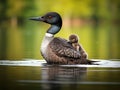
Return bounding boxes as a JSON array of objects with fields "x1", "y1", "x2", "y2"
[{"x1": 0, "y1": 60, "x2": 120, "y2": 90}]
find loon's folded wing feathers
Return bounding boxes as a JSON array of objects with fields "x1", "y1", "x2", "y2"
[{"x1": 49, "y1": 37, "x2": 81, "y2": 58}]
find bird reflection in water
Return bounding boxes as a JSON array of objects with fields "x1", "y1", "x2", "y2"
[{"x1": 41, "y1": 65, "x2": 87, "y2": 90}]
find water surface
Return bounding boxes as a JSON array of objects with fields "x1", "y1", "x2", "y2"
[{"x1": 0, "y1": 59, "x2": 120, "y2": 90}]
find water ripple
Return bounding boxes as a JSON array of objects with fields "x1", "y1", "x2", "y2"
[{"x1": 0, "y1": 59, "x2": 120, "y2": 68}]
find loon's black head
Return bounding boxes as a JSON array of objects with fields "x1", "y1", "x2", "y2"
[
  {"x1": 29, "y1": 12, "x2": 62, "y2": 35},
  {"x1": 29, "y1": 12, "x2": 62, "y2": 27}
]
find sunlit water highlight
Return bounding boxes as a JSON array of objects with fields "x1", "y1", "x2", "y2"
[{"x1": 0, "y1": 59, "x2": 120, "y2": 68}]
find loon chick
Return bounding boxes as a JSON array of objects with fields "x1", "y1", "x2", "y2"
[
  {"x1": 29, "y1": 12, "x2": 92, "y2": 64},
  {"x1": 69, "y1": 34, "x2": 88, "y2": 59}
]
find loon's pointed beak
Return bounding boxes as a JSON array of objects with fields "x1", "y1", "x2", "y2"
[{"x1": 29, "y1": 16, "x2": 45, "y2": 22}]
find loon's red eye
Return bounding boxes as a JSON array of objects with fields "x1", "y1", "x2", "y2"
[{"x1": 48, "y1": 16, "x2": 52, "y2": 19}]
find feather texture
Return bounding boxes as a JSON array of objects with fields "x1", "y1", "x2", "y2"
[{"x1": 49, "y1": 37, "x2": 81, "y2": 58}]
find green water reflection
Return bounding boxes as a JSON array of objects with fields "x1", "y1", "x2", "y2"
[
  {"x1": 0, "y1": 66, "x2": 120, "y2": 90},
  {"x1": 0, "y1": 0, "x2": 120, "y2": 60}
]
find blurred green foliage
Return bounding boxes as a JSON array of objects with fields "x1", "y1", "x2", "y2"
[{"x1": 0, "y1": 0, "x2": 120, "y2": 60}]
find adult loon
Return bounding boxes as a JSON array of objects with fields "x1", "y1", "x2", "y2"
[{"x1": 29, "y1": 12, "x2": 92, "y2": 64}]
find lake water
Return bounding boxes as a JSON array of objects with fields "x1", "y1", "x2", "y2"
[{"x1": 0, "y1": 59, "x2": 120, "y2": 90}]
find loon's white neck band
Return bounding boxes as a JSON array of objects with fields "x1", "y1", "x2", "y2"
[{"x1": 45, "y1": 33, "x2": 54, "y2": 37}]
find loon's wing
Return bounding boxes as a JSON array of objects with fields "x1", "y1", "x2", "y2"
[{"x1": 49, "y1": 37, "x2": 81, "y2": 58}]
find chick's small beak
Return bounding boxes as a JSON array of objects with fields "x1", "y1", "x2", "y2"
[{"x1": 29, "y1": 16, "x2": 45, "y2": 21}]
